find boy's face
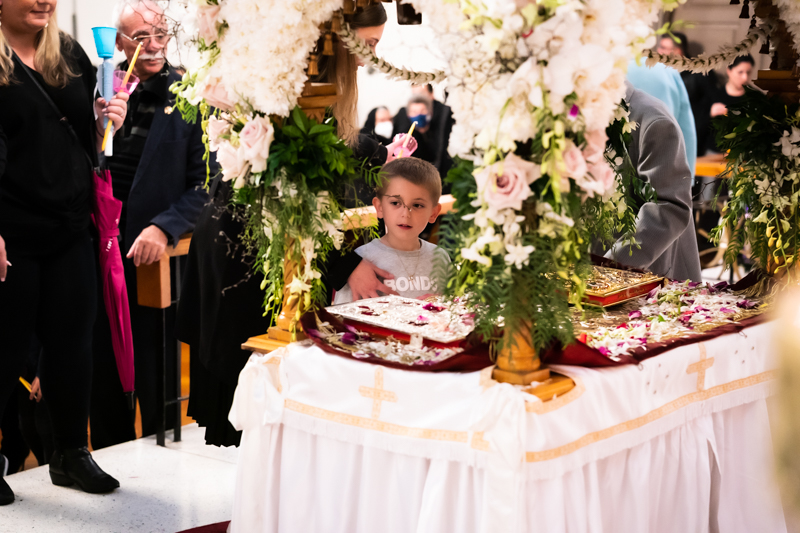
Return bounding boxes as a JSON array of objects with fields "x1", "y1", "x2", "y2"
[{"x1": 373, "y1": 177, "x2": 441, "y2": 249}]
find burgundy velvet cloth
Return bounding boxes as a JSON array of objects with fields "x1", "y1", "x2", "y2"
[
  {"x1": 542, "y1": 268, "x2": 768, "y2": 367},
  {"x1": 306, "y1": 264, "x2": 768, "y2": 372},
  {"x1": 177, "y1": 522, "x2": 230, "y2": 533}
]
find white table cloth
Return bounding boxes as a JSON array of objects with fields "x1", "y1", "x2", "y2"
[{"x1": 228, "y1": 322, "x2": 786, "y2": 533}]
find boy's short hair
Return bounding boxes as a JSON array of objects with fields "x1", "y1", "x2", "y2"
[{"x1": 377, "y1": 157, "x2": 442, "y2": 203}]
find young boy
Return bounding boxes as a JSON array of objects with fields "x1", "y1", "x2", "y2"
[{"x1": 333, "y1": 158, "x2": 450, "y2": 304}]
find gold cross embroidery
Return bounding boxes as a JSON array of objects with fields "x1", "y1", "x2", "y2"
[
  {"x1": 687, "y1": 344, "x2": 715, "y2": 392},
  {"x1": 359, "y1": 367, "x2": 397, "y2": 420}
]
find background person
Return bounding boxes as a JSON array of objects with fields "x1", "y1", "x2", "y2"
[
  {"x1": 392, "y1": 83, "x2": 454, "y2": 180},
  {"x1": 656, "y1": 32, "x2": 718, "y2": 158},
  {"x1": 0, "y1": 0, "x2": 128, "y2": 505},
  {"x1": 361, "y1": 105, "x2": 393, "y2": 145},
  {"x1": 593, "y1": 83, "x2": 701, "y2": 283},
  {"x1": 707, "y1": 54, "x2": 755, "y2": 152},
  {"x1": 627, "y1": 59, "x2": 697, "y2": 177},
  {"x1": 90, "y1": 0, "x2": 210, "y2": 449}
]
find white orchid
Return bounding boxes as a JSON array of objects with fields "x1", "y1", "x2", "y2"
[{"x1": 504, "y1": 243, "x2": 535, "y2": 269}]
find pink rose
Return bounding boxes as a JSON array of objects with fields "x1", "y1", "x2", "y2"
[
  {"x1": 200, "y1": 78, "x2": 234, "y2": 111},
  {"x1": 562, "y1": 144, "x2": 587, "y2": 180},
  {"x1": 475, "y1": 153, "x2": 539, "y2": 211},
  {"x1": 584, "y1": 160, "x2": 615, "y2": 196},
  {"x1": 239, "y1": 115, "x2": 274, "y2": 173},
  {"x1": 196, "y1": 5, "x2": 221, "y2": 43},
  {"x1": 216, "y1": 141, "x2": 249, "y2": 187},
  {"x1": 206, "y1": 115, "x2": 230, "y2": 152},
  {"x1": 582, "y1": 129, "x2": 607, "y2": 164}
]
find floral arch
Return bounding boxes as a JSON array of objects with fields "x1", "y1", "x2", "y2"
[{"x1": 174, "y1": 0, "x2": 800, "y2": 381}]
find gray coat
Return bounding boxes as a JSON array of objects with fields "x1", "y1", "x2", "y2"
[{"x1": 597, "y1": 84, "x2": 702, "y2": 282}]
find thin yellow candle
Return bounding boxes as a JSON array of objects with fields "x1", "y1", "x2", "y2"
[
  {"x1": 19, "y1": 377, "x2": 31, "y2": 393},
  {"x1": 396, "y1": 122, "x2": 416, "y2": 159},
  {"x1": 101, "y1": 42, "x2": 142, "y2": 151}
]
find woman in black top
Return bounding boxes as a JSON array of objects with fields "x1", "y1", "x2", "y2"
[
  {"x1": 707, "y1": 54, "x2": 755, "y2": 153},
  {"x1": 0, "y1": 0, "x2": 128, "y2": 505}
]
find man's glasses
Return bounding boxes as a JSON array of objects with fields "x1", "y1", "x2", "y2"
[{"x1": 121, "y1": 32, "x2": 169, "y2": 46}]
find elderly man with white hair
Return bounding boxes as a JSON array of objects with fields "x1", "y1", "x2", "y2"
[{"x1": 90, "y1": 0, "x2": 212, "y2": 449}]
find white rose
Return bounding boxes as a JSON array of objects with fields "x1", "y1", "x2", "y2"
[{"x1": 216, "y1": 141, "x2": 250, "y2": 187}]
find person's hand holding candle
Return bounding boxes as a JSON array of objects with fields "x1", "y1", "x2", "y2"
[{"x1": 95, "y1": 91, "x2": 129, "y2": 148}]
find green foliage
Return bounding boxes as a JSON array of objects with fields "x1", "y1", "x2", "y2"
[
  {"x1": 711, "y1": 88, "x2": 800, "y2": 278},
  {"x1": 586, "y1": 101, "x2": 656, "y2": 253},
  {"x1": 231, "y1": 108, "x2": 379, "y2": 327},
  {"x1": 439, "y1": 158, "x2": 591, "y2": 351},
  {"x1": 437, "y1": 102, "x2": 651, "y2": 353}
]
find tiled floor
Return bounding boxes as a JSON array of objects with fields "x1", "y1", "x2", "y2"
[{"x1": 1, "y1": 424, "x2": 236, "y2": 533}]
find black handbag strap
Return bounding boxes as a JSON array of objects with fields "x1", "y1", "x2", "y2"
[{"x1": 13, "y1": 52, "x2": 97, "y2": 169}]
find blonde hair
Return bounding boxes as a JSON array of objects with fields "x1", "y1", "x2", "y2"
[
  {"x1": 0, "y1": 11, "x2": 77, "y2": 87},
  {"x1": 378, "y1": 158, "x2": 442, "y2": 203},
  {"x1": 314, "y1": 3, "x2": 387, "y2": 147},
  {"x1": 331, "y1": 40, "x2": 359, "y2": 147}
]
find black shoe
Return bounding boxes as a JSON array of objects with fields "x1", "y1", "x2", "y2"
[
  {"x1": 0, "y1": 455, "x2": 14, "y2": 505},
  {"x1": 49, "y1": 448, "x2": 119, "y2": 494}
]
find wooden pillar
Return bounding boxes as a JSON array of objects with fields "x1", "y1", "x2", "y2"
[{"x1": 266, "y1": 82, "x2": 338, "y2": 342}]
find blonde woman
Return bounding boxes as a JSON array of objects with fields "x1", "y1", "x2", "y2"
[{"x1": 0, "y1": 0, "x2": 128, "y2": 505}]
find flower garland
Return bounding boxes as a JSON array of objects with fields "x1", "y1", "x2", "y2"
[
  {"x1": 335, "y1": 17, "x2": 447, "y2": 84},
  {"x1": 644, "y1": 21, "x2": 772, "y2": 74}
]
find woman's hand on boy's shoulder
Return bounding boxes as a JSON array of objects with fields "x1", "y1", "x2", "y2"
[{"x1": 348, "y1": 260, "x2": 398, "y2": 300}]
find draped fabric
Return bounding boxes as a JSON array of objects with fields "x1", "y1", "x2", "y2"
[{"x1": 229, "y1": 322, "x2": 785, "y2": 533}]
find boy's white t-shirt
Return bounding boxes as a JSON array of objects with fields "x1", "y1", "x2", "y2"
[{"x1": 333, "y1": 238, "x2": 451, "y2": 305}]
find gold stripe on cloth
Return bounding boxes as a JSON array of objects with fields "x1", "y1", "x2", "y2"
[
  {"x1": 525, "y1": 370, "x2": 776, "y2": 462},
  {"x1": 284, "y1": 399, "x2": 470, "y2": 443}
]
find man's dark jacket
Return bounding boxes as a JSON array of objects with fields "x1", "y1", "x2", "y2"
[{"x1": 112, "y1": 67, "x2": 210, "y2": 251}]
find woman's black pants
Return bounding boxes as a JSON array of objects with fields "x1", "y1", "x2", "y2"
[{"x1": 0, "y1": 232, "x2": 95, "y2": 451}]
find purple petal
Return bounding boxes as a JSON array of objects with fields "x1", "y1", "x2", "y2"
[
  {"x1": 344, "y1": 323, "x2": 359, "y2": 334},
  {"x1": 305, "y1": 328, "x2": 323, "y2": 339},
  {"x1": 628, "y1": 310, "x2": 642, "y2": 319},
  {"x1": 712, "y1": 281, "x2": 729, "y2": 291},
  {"x1": 341, "y1": 332, "x2": 358, "y2": 345},
  {"x1": 597, "y1": 346, "x2": 610, "y2": 356},
  {"x1": 720, "y1": 307, "x2": 735, "y2": 313},
  {"x1": 417, "y1": 315, "x2": 429, "y2": 322},
  {"x1": 569, "y1": 104, "x2": 580, "y2": 118},
  {"x1": 422, "y1": 303, "x2": 446, "y2": 312},
  {"x1": 737, "y1": 300, "x2": 757, "y2": 309},
  {"x1": 688, "y1": 281, "x2": 701, "y2": 288}
]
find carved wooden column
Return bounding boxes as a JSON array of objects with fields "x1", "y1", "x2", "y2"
[{"x1": 266, "y1": 82, "x2": 338, "y2": 342}]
